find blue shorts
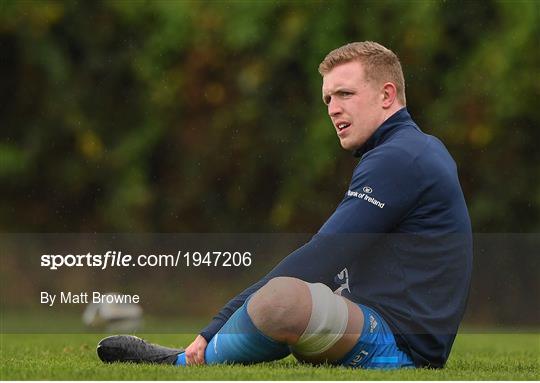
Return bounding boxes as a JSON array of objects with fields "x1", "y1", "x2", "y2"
[{"x1": 336, "y1": 304, "x2": 415, "y2": 369}]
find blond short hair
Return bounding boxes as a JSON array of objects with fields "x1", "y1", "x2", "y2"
[{"x1": 319, "y1": 41, "x2": 406, "y2": 105}]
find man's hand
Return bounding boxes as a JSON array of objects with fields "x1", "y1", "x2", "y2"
[{"x1": 184, "y1": 335, "x2": 208, "y2": 365}]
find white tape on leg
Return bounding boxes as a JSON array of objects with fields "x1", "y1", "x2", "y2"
[{"x1": 292, "y1": 282, "x2": 349, "y2": 356}]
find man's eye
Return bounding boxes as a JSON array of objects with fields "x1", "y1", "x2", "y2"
[{"x1": 340, "y1": 91, "x2": 352, "y2": 96}]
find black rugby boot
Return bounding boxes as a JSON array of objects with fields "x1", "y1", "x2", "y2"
[{"x1": 97, "y1": 335, "x2": 183, "y2": 364}]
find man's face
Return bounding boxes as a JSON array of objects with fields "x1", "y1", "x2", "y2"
[{"x1": 322, "y1": 61, "x2": 385, "y2": 151}]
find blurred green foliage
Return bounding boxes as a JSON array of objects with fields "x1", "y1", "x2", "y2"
[{"x1": 1, "y1": 0, "x2": 539, "y2": 232}]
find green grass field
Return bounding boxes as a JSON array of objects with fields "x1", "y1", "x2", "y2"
[{"x1": 1, "y1": 332, "x2": 538, "y2": 380}]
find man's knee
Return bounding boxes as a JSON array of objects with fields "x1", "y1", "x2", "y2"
[
  {"x1": 291, "y1": 282, "x2": 350, "y2": 358},
  {"x1": 247, "y1": 277, "x2": 311, "y2": 343}
]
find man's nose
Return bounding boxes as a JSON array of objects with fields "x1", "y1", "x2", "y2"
[{"x1": 328, "y1": 99, "x2": 342, "y2": 116}]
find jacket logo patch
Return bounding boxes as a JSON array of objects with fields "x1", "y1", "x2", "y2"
[
  {"x1": 362, "y1": 186, "x2": 373, "y2": 193},
  {"x1": 347, "y1": 189, "x2": 385, "y2": 209}
]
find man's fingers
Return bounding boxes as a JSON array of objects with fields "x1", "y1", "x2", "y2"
[
  {"x1": 185, "y1": 346, "x2": 197, "y2": 365},
  {"x1": 197, "y1": 345, "x2": 205, "y2": 364},
  {"x1": 183, "y1": 335, "x2": 208, "y2": 365},
  {"x1": 184, "y1": 347, "x2": 203, "y2": 365},
  {"x1": 192, "y1": 344, "x2": 204, "y2": 365},
  {"x1": 184, "y1": 351, "x2": 192, "y2": 365}
]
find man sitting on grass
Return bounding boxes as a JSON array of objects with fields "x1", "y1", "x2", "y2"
[{"x1": 98, "y1": 41, "x2": 472, "y2": 369}]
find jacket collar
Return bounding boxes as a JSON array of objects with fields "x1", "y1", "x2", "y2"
[{"x1": 353, "y1": 107, "x2": 418, "y2": 158}]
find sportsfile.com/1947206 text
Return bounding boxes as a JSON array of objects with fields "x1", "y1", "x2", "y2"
[{"x1": 40, "y1": 250, "x2": 253, "y2": 270}]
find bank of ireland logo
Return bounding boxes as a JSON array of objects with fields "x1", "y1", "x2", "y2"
[{"x1": 347, "y1": 187, "x2": 385, "y2": 209}]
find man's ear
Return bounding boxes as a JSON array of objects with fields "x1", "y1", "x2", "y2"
[{"x1": 381, "y1": 82, "x2": 397, "y2": 109}]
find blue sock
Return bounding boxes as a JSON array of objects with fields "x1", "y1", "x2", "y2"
[
  {"x1": 175, "y1": 352, "x2": 186, "y2": 365},
  {"x1": 175, "y1": 300, "x2": 290, "y2": 365}
]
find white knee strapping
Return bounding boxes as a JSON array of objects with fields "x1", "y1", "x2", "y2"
[{"x1": 292, "y1": 282, "x2": 349, "y2": 356}]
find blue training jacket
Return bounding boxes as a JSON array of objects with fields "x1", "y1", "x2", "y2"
[{"x1": 200, "y1": 107, "x2": 473, "y2": 368}]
